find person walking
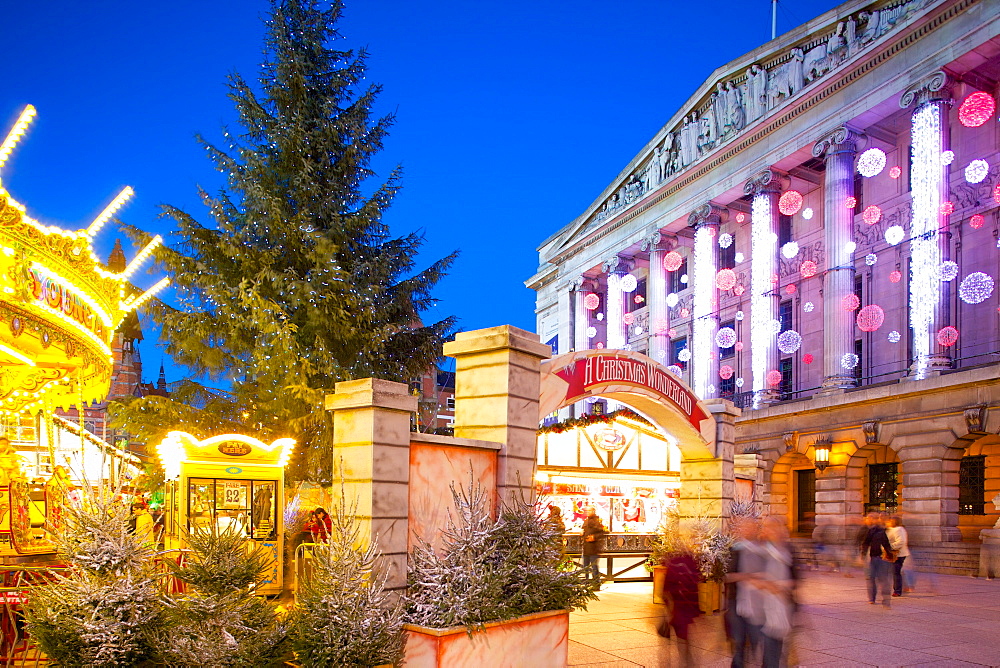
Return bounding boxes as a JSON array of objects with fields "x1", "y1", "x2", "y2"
[
  {"x1": 581, "y1": 506, "x2": 606, "y2": 583},
  {"x1": 860, "y1": 512, "x2": 893, "y2": 607},
  {"x1": 661, "y1": 547, "x2": 701, "y2": 667},
  {"x1": 886, "y1": 515, "x2": 910, "y2": 596},
  {"x1": 724, "y1": 517, "x2": 764, "y2": 668},
  {"x1": 128, "y1": 501, "x2": 154, "y2": 546},
  {"x1": 306, "y1": 507, "x2": 332, "y2": 543},
  {"x1": 756, "y1": 517, "x2": 797, "y2": 668}
]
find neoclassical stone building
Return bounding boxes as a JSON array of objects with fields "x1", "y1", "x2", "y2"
[{"x1": 528, "y1": 0, "x2": 1000, "y2": 566}]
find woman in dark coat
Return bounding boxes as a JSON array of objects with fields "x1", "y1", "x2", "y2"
[
  {"x1": 661, "y1": 549, "x2": 701, "y2": 666},
  {"x1": 581, "y1": 506, "x2": 606, "y2": 581}
]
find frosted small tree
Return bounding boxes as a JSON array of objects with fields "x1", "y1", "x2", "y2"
[
  {"x1": 288, "y1": 486, "x2": 404, "y2": 667},
  {"x1": 23, "y1": 491, "x2": 162, "y2": 667}
]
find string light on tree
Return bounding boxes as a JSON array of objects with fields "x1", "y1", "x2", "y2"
[
  {"x1": 856, "y1": 304, "x2": 885, "y2": 332},
  {"x1": 959, "y1": 272, "x2": 995, "y2": 304},
  {"x1": 958, "y1": 91, "x2": 996, "y2": 127},
  {"x1": 965, "y1": 160, "x2": 989, "y2": 184},
  {"x1": 936, "y1": 326, "x2": 959, "y2": 347},
  {"x1": 857, "y1": 147, "x2": 887, "y2": 177},
  {"x1": 777, "y1": 330, "x2": 802, "y2": 354}
]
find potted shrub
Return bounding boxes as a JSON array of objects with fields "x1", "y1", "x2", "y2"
[
  {"x1": 644, "y1": 505, "x2": 681, "y2": 604},
  {"x1": 404, "y1": 479, "x2": 599, "y2": 668}
]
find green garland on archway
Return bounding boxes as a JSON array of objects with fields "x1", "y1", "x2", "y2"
[{"x1": 537, "y1": 407, "x2": 651, "y2": 435}]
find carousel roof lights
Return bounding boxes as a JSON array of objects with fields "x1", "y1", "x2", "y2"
[
  {"x1": 86, "y1": 186, "x2": 134, "y2": 237},
  {"x1": 0, "y1": 105, "x2": 36, "y2": 170},
  {"x1": 30, "y1": 261, "x2": 115, "y2": 327},
  {"x1": 122, "y1": 277, "x2": 171, "y2": 312},
  {"x1": 118, "y1": 235, "x2": 163, "y2": 280},
  {"x1": 0, "y1": 343, "x2": 35, "y2": 366}
]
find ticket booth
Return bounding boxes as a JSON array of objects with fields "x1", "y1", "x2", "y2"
[{"x1": 156, "y1": 432, "x2": 295, "y2": 596}]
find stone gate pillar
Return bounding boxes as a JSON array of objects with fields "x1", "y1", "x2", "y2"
[
  {"x1": 894, "y1": 431, "x2": 962, "y2": 544},
  {"x1": 326, "y1": 378, "x2": 417, "y2": 593},
  {"x1": 678, "y1": 400, "x2": 738, "y2": 527},
  {"x1": 444, "y1": 325, "x2": 551, "y2": 505}
]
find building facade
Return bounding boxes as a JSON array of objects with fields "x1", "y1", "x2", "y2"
[{"x1": 528, "y1": 0, "x2": 1000, "y2": 560}]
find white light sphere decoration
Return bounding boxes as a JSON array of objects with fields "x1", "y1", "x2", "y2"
[
  {"x1": 607, "y1": 273, "x2": 620, "y2": 289},
  {"x1": 620, "y1": 274, "x2": 638, "y2": 292},
  {"x1": 781, "y1": 241, "x2": 800, "y2": 258},
  {"x1": 716, "y1": 327, "x2": 738, "y2": 348},
  {"x1": 680, "y1": 274, "x2": 689, "y2": 285},
  {"x1": 657, "y1": 350, "x2": 667, "y2": 360},
  {"x1": 769, "y1": 232, "x2": 779, "y2": 244},
  {"x1": 769, "y1": 319, "x2": 782, "y2": 334},
  {"x1": 803, "y1": 301, "x2": 815, "y2": 313},
  {"x1": 865, "y1": 253, "x2": 877, "y2": 266},
  {"x1": 735, "y1": 252, "x2": 745, "y2": 263},
  {"x1": 959, "y1": 272, "x2": 995, "y2": 304},
  {"x1": 888, "y1": 330, "x2": 901, "y2": 343},
  {"x1": 735, "y1": 310, "x2": 745, "y2": 321},
  {"x1": 735, "y1": 377, "x2": 745, "y2": 388},
  {"x1": 777, "y1": 330, "x2": 802, "y2": 354},
  {"x1": 938, "y1": 261, "x2": 959, "y2": 282},
  {"x1": 857, "y1": 147, "x2": 887, "y2": 177},
  {"x1": 666, "y1": 293, "x2": 679, "y2": 307},
  {"x1": 668, "y1": 365, "x2": 683, "y2": 376},
  {"x1": 596, "y1": 312, "x2": 604, "y2": 321},
  {"x1": 634, "y1": 326, "x2": 644, "y2": 336},
  {"x1": 707, "y1": 384, "x2": 716, "y2": 394},
  {"x1": 802, "y1": 207, "x2": 814, "y2": 220},
  {"x1": 677, "y1": 348, "x2": 691, "y2": 362},
  {"x1": 844, "y1": 241, "x2": 857, "y2": 254},
  {"x1": 719, "y1": 233, "x2": 734, "y2": 249},
  {"x1": 941, "y1": 150, "x2": 955, "y2": 165},
  {"x1": 965, "y1": 159, "x2": 989, "y2": 184},
  {"x1": 841, "y1": 353, "x2": 860, "y2": 369},
  {"x1": 885, "y1": 225, "x2": 905, "y2": 246},
  {"x1": 586, "y1": 326, "x2": 597, "y2": 338}
]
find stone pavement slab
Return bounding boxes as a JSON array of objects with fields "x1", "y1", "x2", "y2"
[{"x1": 569, "y1": 571, "x2": 1000, "y2": 666}]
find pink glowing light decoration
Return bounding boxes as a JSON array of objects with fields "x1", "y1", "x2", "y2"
[
  {"x1": 785, "y1": 284, "x2": 796, "y2": 295},
  {"x1": 800, "y1": 261, "x2": 818, "y2": 278},
  {"x1": 958, "y1": 92, "x2": 996, "y2": 128},
  {"x1": 766, "y1": 370, "x2": 783, "y2": 387},
  {"x1": 680, "y1": 308, "x2": 690, "y2": 318},
  {"x1": 803, "y1": 353, "x2": 814, "y2": 364},
  {"x1": 623, "y1": 312, "x2": 635, "y2": 325},
  {"x1": 862, "y1": 205, "x2": 882, "y2": 226},
  {"x1": 994, "y1": 184, "x2": 1000, "y2": 205},
  {"x1": 778, "y1": 190, "x2": 803, "y2": 216},
  {"x1": 634, "y1": 295, "x2": 644, "y2": 304},
  {"x1": 889, "y1": 270, "x2": 902, "y2": 283},
  {"x1": 705, "y1": 225, "x2": 717, "y2": 237},
  {"x1": 889, "y1": 166, "x2": 902, "y2": 179},
  {"x1": 596, "y1": 342, "x2": 604, "y2": 349},
  {"x1": 735, "y1": 341, "x2": 744, "y2": 352},
  {"x1": 719, "y1": 365, "x2": 734, "y2": 380},
  {"x1": 770, "y1": 273, "x2": 779, "y2": 285},
  {"x1": 584, "y1": 293, "x2": 600, "y2": 310},
  {"x1": 971, "y1": 214, "x2": 986, "y2": 229},
  {"x1": 668, "y1": 328, "x2": 677, "y2": 337},
  {"x1": 733, "y1": 284, "x2": 746, "y2": 296},
  {"x1": 736, "y1": 212, "x2": 746, "y2": 223},
  {"x1": 940, "y1": 201, "x2": 954, "y2": 216},
  {"x1": 936, "y1": 326, "x2": 959, "y2": 347},
  {"x1": 856, "y1": 304, "x2": 885, "y2": 332},
  {"x1": 845, "y1": 196, "x2": 857, "y2": 209},
  {"x1": 654, "y1": 319, "x2": 669, "y2": 334},
  {"x1": 663, "y1": 251, "x2": 684, "y2": 272},
  {"x1": 842, "y1": 293, "x2": 860, "y2": 311},
  {"x1": 716, "y1": 268, "x2": 737, "y2": 291}
]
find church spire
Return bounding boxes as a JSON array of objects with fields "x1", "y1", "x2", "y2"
[
  {"x1": 107, "y1": 238, "x2": 127, "y2": 272},
  {"x1": 157, "y1": 361, "x2": 166, "y2": 391}
]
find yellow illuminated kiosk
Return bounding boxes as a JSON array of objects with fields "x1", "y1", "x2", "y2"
[{"x1": 156, "y1": 432, "x2": 295, "y2": 595}]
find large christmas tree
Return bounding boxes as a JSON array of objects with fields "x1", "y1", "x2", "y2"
[{"x1": 112, "y1": 0, "x2": 456, "y2": 479}]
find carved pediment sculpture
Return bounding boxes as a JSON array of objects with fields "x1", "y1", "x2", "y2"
[
  {"x1": 862, "y1": 420, "x2": 880, "y2": 444},
  {"x1": 964, "y1": 404, "x2": 988, "y2": 434}
]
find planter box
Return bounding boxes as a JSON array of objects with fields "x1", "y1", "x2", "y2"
[
  {"x1": 698, "y1": 581, "x2": 723, "y2": 613},
  {"x1": 651, "y1": 565, "x2": 667, "y2": 604},
  {"x1": 403, "y1": 609, "x2": 568, "y2": 668}
]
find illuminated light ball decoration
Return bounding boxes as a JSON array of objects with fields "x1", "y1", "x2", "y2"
[
  {"x1": 777, "y1": 330, "x2": 802, "y2": 354},
  {"x1": 803, "y1": 353, "x2": 814, "y2": 364},
  {"x1": 781, "y1": 241, "x2": 799, "y2": 258},
  {"x1": 842, "y1": 293, "x2": 860, "y2": 311},
  {"x1": 735, "y1": 341, "x2": 745, "y2": 352},
  {"x1": 959, "y1": 271, "x2": 995, "y2": 304},
  {"x1": 735, "y1": 310, "x2": 745, "y2": 321},
  {"x1": 716, "y1": 268, "x2": 737, "y2": 291},
  {"x1": 634, "y1": 326, "x2": 644, "y2": 336},
  {"x1": 668, "y1": 328, "x2": 676, "y2": 337},
  {"x1": 680, "y1": 307, "x2": 690, "y2": 317},
  {"x1": 938, "y1": 261, "x2": 959, "y2": 282},
  {"x1": 596, "y1": 312, "x2": 604, "y2": 321},
  {"x1": 620, "y1": 274, "x2": 638, "y2": 292},
  {"x1": 857, "y1": 147, "x2": 887, "y2": 177},
  {"x1": 657, "y1": 350, "x2": 666, "y2": 360},
  {"x1": 733, "y1": 284, "x2": 746, "y2": 295},
  {"x1": 677, "y1": 349, "x2": 692, "y2": 362},
  {"x1": 769, "y1": 319, "x2": 782, "y2": 334},
  {"x1": 844, "y1": 241, "x2": 857, "y2": 254},
  {"x1": 970, "y1": 214, "x2": 985, "y2": 229},
  {"x1": 888, "y1": 330, "x2": 901, "y2": 343},
  {"x1": 584, "y1": 293, "x2": 600, "y2": 310},
  {"x1": 663, "y1": 251, "x2": 684, "y2": 271},
  {"x1": 766, "y1": 370, "x2": 783, "y2": 387},
  {"x1": 707, "y1": 384, "x2": 716, "y2": 394},
  {"x1": 771, "y1": 273, "x2": 780, "y2": 284},
  {"x1": 889, "y1": 269, "x2": 902, "y2": 283},
  {"x1": 885, "y1": 225, "x2": 905, "y2": 245},
  {"x1": 856, "y1": 304, "x2": 885, "y2": 332},
  {"x1": 596, "y1": 342, "x2": 604, "y2": 349},
  {"x1": 719, "y1": 232, "x2": 734, "y2": 249},
  {"x1": 863, "y1": 205, "x2": 882, "y2": 225},
  {"x1": 889, "y1": 166, "x2": 902, "y2": 179},
  {"x1": 666, "y1": 293, "x2": 679, "y2": 308},
  {"x1": 803, "y1": 301, "x2": 815, "y2": 312},
  {"x1": 845, "y1": 196, "x2": 857, "y2": 209},
  {"x1": 941, "y1": 150, "x2": 955, "y2": 165},
  {"x1": 719, "y1": 365, "x2": 734, "y2": 380},
  {"x1": 936, "y1": 326, "x2": 959, "y2": 347},
  {"x1": 735, "y1": 252, "x2": 745, "y2": 263},
  {"x1": 667, "y1": 364, "x2": 682, "y2": 376},
  {"x1": 736, "y1": 212, "x2": 746, "y2": 223},
  {"x1": 735, "y1": 377, "x2": 745, "y2": 388},
  {"x1": 586, "y1": 326, "x2": 597, "y2": 338},
  {"x1": 634, "y1": 294, "x2": 644, "y2": 304},
  {"x1": 654, "y1": 318, "x2": 669, "y2": 334},
  {"x1": 623, "y1": 312, "x2": 635, "y2": 325},
  {"x1": 966, "y1": 160, "x2": 989, "y2": 184},
  {"x1": 865, "y1": 253, "x2": 877, "y2": 266},
  {"x1": 716, "y1": 327, "x2": 738, "y2": 348},
  {"x1": 778, "y1": 190, "x2": 803, "y2": 215},
  {"x1": 800, "y1": 260, "x2": 818, "y2": 277},
  {"x1": 958, "y1": 92, "x2": 996, "y2": 128},
  {"x1": 940, "y1": 201, "x2": 954, "y2": 216},
  {"x1": 841, "y1": 353, "x2": 859, "y2": 369},
  {"x1": 785, "y1": 284, "x2": 796, "y2": 295},
  {"x1": 802, "y1": 207, "x2": 814, "y2": 220},
  {"x1": 994, "y1": 184, "x2": 1000, "y2": 205},
  {"x1": 680, "y1": 274, "x2": 689, "y2": 285}
]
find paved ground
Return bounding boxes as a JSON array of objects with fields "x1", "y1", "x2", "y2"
[{"x1": 569, "y1": 570, "x2": 1000, "y2": 667}]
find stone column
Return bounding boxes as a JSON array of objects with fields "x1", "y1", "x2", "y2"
[
  {"x1": 812, "y1": 126, "x2": 863, "y2": 394},
  {"x1": 900, "y1": 71, "x2": 954, "y2": 378},
  {"x1": 443, "y1": 325, "x2": 551, "y2": 505},
  {"x1": 573, "y1": 277, "x2": 598, "y2": 354},
  {"x1": 642, "y1": 232, "x2": 674, "y2": 365},
  {"x1": 814, "y1": 463, "x2": 850, "y2": 542},
  {"x1": 602, "y1": 255, "x2": 632, "y2": 351},
  {"x1": 688, "y1": 204, "x2": 726, "y2": 399},
  {"x1": 743, "y1": 169, "x2": 785, "y2": 406},
  {"x1": 678, "y1": 400, "x2": 738, "y2": 529},
  {"x1": 894, "y1": 431, "x2": 961, "y2": 544},
  {"x1": 326, "y1": 378, "x2": 417, "y2": 592}
]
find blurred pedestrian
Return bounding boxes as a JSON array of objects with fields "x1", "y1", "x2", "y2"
[
  {"x1": 860, "y1": 512, "x2": 893, "y2": 607},
  {"x1": 661, "y1": 547, "x2": 701, "y2": 666},
  {"x1": 306, "y1": 507, "x2": 332, "y2": 543},
  {"x1": 756, "y1": 517, "x2": 797, "y2": 668},
  {"x1": 886, "y1": 515, "x2": 910, "y2": 596},
  {"x1": 581, "y1": 506, "x2": 606, "y2": 582},
  {"x1": 725, "y1": 516, "x2": 763, "y2": 668}
]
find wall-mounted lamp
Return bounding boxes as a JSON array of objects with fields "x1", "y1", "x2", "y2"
[{"x1": 813, "y1": 438, "x2": 832, "y2": 472}]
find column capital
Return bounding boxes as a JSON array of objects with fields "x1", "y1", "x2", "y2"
[
  {"x1": 570, "y1": 275, "x2": 599, "y2": 291},
  {"x1": 639, "y1": 230, "x2": 678, "y2": 253},
  {"x1": 899, "y1": 70, "x2": 954, "y2": 109},
  {"x1": 743, "y1": 169, "x2": 787, "y2": 197},
  {"x1": 811, "y1": 125, "x2": 865, "y2": 160},
  {"x1": 602, "y1": 255, "x2": 635, "y2": 274},
  {"x1": 687, "y1": 202, "x2": 727, "y2": 227}
]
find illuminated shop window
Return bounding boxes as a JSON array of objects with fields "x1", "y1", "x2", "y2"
[
  {"x1": 865, "y1": 463, "x2": 898, "y2": 514},
  {"x1": 959, "y1": 455, "x2": 986, "y2": 515}
]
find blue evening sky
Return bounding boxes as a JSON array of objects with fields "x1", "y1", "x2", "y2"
[{"x1": 3, "y1": 0, "x2": 840, "y2": 384}]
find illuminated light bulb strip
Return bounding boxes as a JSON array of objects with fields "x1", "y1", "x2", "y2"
[
  {"x1": 750, "y1": 194, "x2": 775, "y2": 406},
  {"x1": 32, "y1": 299, "x2": 113, "y2": 356},
  {"x1": 0, "y1": 105, "x2": 37, "y2": 170},
  {"x1": 0, "y1": 343, "x2": 36, "y2": 366},
  {"x1": 30, "y1": 262, "x2": 116, "y2": 327},
  {"x1": 119, "y1": 234, "x2": 162, "y2": 279},
  {"x1": 123, "y1": 277, "x2": 170, "y2": 312},
  {"x1": 691, "y1": 225, "x2": 716, "y2": 398},
  {"x1": 86, "y1": 186, "x2": 134, "y2": 237},
  {"x1": 908, "y1": 104, "x2": 942, "y2": 380},
  {"x1": 606, "y1": 274, "x2": 625, "y2": 349}
]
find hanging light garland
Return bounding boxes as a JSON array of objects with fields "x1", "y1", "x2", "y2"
[
  {"x1": 750, "y1": 193, "x2": 776, "y2": 402},
  {"x1": 691, "y1": 225, "x2": 716, "y2": 398}
]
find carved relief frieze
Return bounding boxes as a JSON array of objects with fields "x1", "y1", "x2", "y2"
[
  {"x1": 950, "y1": 162, "x2": 1000, "y2": 212},
  {"x1": 854, "y1": 201, "x2": 912, "y2": 248},
  {"x1": 779, "y1": 241, "x2": 824, "y2": 277},
  {"x1": 667, "y1": 294, "x2": 694, "y2": 320}
]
